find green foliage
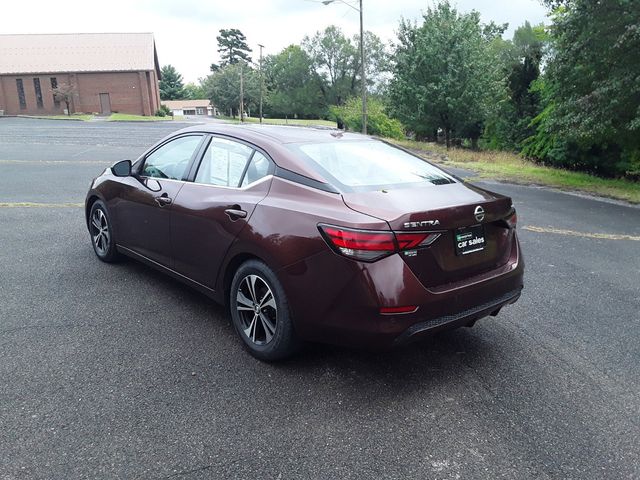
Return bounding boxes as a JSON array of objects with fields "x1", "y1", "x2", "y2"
[
  {"x1": 201, "y1": 63, "x2": 260, "y2": 118},
  {"x1": 155, "y1": 104, "x2": 171, "y2": 117},
  {"x1": 537, "y1": 0, "x2": 640, "y2": 177},
  {"x1": 217, "y1": 28, "x2": 252, "y2": 66},
  {"x1": 388, "y1": 2, "x2": 501, "y2": 147},
  {"x1": 302, "y1": 26, "x2": 389, "y2": 107},
  {"x1": 159, "y1": 65, "x2": 184, "y2": 101},
  {"x1": 263, "y1": 45, "x2": 325, "y2": 118},
  {"x1": 182, "y1": 82, "x2": 206, "y2": 100},
  {"x1": 331, "y1": 97, "x2": 404, "y2": 140},
  {"x1": 483, "y1": 22, "x2": 547, "y2": 150}
]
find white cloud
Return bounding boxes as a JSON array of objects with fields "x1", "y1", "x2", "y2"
[{"x1": 0, "y1": 0, "x2": 548, "y2": 83}]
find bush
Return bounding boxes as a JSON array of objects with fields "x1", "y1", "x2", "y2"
[
  {"x1": 156, "y1": 105, "x2": 171, "y2": 117},
  {"x1": 330, "y1": 97, "x2": 405, "y2": 140}
]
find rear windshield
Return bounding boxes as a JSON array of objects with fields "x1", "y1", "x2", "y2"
[{"x1": 287, "y1": 140, "x2": 455, "y2": 192}]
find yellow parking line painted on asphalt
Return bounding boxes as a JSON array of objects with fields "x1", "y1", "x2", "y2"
[
  {"x1": 523, "y1": 225, "x2": 640, "y2": 241},
  {"x1": 0, "y1": 202, "x2": 83, "y2": 208},
  {"x1": 0, "y1": 160, "x2": 109, "y2": 164}
]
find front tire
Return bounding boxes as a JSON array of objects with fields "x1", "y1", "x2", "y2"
[
  {"x1": 229, "y1": 260, "x2": 300, "y2": 361},
  {"x1": 89, "y1": 200, "x2": 120, "y2": 263}
]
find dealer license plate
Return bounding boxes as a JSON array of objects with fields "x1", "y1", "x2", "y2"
[{"x1": 454, "y1": 225, "x2": 486, "y2": 256}]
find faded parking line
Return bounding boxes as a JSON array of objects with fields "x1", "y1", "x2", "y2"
[
  {"x1": 0, "y1": 159, "x2": 109, "y2": 164},
  {"x1": 523, "y1": 225, "x2": 640, "y2": 241},
  {"x1": 0, "y1": 202, "x2": 83, "y2": 208}
]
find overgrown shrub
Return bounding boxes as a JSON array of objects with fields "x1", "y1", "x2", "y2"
[
  {"x1": 156, "y1": 105, "x2": 171, "y2": 117},
  {"x1": 330, "y1": 97, "x2": 405, "y2": 140}
]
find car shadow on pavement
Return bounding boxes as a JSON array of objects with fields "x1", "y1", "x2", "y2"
[{"x1": 112, "y1": 255, "x2": 501, "y2": 398}]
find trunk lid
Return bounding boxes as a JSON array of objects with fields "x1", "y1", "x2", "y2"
[{"x1": 341, "y1": 182, "x2": 516, "y2": 288}]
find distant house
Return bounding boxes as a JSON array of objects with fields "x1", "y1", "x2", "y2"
[
  {"x1": 161, "y1": 99, "x2": 215, "y2": 117},
  {"x1": 0, "y1": 33, "x2": 161, "y2": 116}
]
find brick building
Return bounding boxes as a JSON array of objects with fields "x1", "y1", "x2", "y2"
[{"x1": 0, "y1": 33, "x2": 161, "y2": 116}]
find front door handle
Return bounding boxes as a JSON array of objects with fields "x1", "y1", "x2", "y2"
[
  {"x1": 225, "y1": 208, "x2": 247, "y2": 220},
  {"x1": 155, "y1": 193, "x2": 172, "y2": 206}
]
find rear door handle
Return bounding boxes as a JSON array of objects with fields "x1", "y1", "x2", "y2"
[
  {"x1": 225, "y1": 208, "x2": 247, "y2": 220},
  {"x1": 155, "y1": 194, "x2": 172, "y2": 206}
]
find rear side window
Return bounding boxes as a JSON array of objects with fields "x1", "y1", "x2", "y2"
[
  {"x1": 288, "y1": 140, "x2": 455, "y2": 191},
  {"x1": 240, "y1": 151, "x2": 270, "y2": 187},
  {"x1": 195, "y1": 138, "x2": 253, "y2": 187}
]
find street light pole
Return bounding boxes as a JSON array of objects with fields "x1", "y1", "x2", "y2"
[
  {"x1": 359, "y1": 0, "x2": 367, "y2": 134},
  {"x1": 258, "y1": 43, "x2": 264, "y2": 124},
  {"x1": 322, "y1": 0, "x2": 367, "y2": 134}
]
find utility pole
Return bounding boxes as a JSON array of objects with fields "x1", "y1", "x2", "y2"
[
  {"x1": 359, "y1": 0, "x2": 367, "y2": 134},
  {"x1": 239, "y1": 63, "x2": 244, "y2": 122},
  {"x1": 323, "y1": 0, "x2": 367, "y2": 134},
  {"x1": 258, "y1": 44, "x2": 264, "y2": 124}
]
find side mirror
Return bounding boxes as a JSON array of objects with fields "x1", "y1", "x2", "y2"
[{"x1": 111, "y1": 159, "x2": 132, "y2": 177}]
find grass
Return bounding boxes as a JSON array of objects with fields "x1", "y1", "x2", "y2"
[
  {"x1": 391, "y1": 139, "x2": 640, "y2": 204},
  {"x1": 219, "y1": 116, "x2": 337, "y2": 127},
  {"x1": 19, "y1": 114, "x2": 93, "y2": 121},
  {"x1": 107, "y1": 113, "x2": 173, "y2": 122}
]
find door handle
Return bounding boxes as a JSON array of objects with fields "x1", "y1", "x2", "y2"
[
  {"x1": 225, "y1": 208, "x2": 247, "y2": 220},
  {"x1": 155, "y1": 194, "x2": 172, "y2": 206}
]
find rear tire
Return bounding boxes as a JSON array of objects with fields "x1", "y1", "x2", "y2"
[
  {"x1": 89, "y1": 200, "x2": 121, "y2": 263},
  {"x1": 229, "y1": 260, "x2": 300, "y2": 361}
]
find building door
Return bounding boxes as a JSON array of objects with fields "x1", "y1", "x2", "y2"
[{"x1": 99, "y1": 93, "x2": 111, "y2": 114}]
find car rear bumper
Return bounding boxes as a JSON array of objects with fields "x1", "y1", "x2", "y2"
[
  {"x1": 391, "y1": 288, "x2": 521, "y2": 347},
  {"x1": 280, "y1": 231, "x2": 524, "y2": 349}
]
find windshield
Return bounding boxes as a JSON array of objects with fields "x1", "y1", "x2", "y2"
[{"x1": 288, "y1": 140, "x2": 455, "y2": 191}]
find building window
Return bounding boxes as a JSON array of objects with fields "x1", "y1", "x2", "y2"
[
  {"x1": 196, "y1": 107, "x2": 206, "y2": 115},
  {"x1": 33, "y1": 78, "x2": 43, "y2": 108},
  {"x1": 50, "y1": 77, "x2": 60, "y2": 107},
  {"x1": 16, "y1": 79, "x2": 26, "y2": 109}
]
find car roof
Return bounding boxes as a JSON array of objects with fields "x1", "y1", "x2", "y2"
[
  {"x1": 152, "y1": 124, "x2": 374, "y2": 187},
  {"x1": 177, "y1": 123, "x2": 368, "y2": 144}
]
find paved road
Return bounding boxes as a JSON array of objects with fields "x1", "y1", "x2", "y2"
[{"x1": 1, "y1": 118, "x2": 639, "y2": 479}]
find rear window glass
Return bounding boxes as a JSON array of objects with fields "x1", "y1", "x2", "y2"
[{"x1": 288, "y1": 140, "x2": 455, "y2": 191}]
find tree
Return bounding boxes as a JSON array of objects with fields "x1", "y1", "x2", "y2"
[
  {"x1": 201, "y1": 62, "x2": 260, "y2": 118},
  {"x1": 217, "y1": 28, "x2": 252, "y2": 66},
  {"x1": 182, "y1": 82, "x2": 206, "y2": 100},
  {"x1": 302, "y1": 26, "x2": 389, "y2": 106},
  {"x1": 389, "y1": 2, "x2": 500, "y2": 147},
  {"x1": 484, "y1": 22, "x2": 547, "y2": 150},
  {"x1": 331, "y1": 97, "x2": 404, "y2": 139},
  {"x1": 538, "y1": 0, "x2": 640, "y2": 176},
  {"x1": 263, "y1": 45, "x2": 324, "y2": 118},
  {"x1": 52, "y1": 83, "x2": 76, "y2": 116},
  {"x1": 159, "y1": 65, "x2": 184, "y2": 100}
]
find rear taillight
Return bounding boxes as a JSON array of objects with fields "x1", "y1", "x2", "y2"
[
  {"x1": 319, "y1": 224, "x2": 441, "y2": 262},
  {"x1": 505, "y1": 210, "x2": 518, "y2": 229},
  {"x1": 319, "y1": 225, "x2": 395, "y2": 261},
  {"x1": 395, "y1": 232, "x2": 441, "y2": 249}
]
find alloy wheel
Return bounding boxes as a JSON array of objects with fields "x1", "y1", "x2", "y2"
[
  {"x1": 236, "y1": 274, "x2": 278, "y2": 345},
  {"x1": 91, "y1": 208, "x2": 110, "y2": 256}
]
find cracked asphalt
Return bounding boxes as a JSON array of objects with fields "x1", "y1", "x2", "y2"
[{"x1": 1, "y1": 117, "x2": 639, "y2": 479}]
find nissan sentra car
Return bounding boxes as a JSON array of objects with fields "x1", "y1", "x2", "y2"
[{"x1": 85, "y1": 125, "x2": 524, "y2": 360}]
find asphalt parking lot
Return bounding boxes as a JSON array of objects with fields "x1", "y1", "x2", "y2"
[{"x1": 1, "y1": 117, "x2": 639, "y2": 479}]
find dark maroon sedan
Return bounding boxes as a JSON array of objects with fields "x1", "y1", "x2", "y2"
[{"x1": 85, "y1": 125, "x2": 523, "y2": 360}]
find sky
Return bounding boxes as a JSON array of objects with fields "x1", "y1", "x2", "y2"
[{"x1": 1, "y1": 0, "x2": 549, "y2": 83}]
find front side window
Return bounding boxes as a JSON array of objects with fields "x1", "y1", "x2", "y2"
[
  {"x1": 195, "y1": 138, "x2": 253, "y2": 187},
  {"x1": 142, "y1": 135, "x2": 202, "y2": 180},
  {"x1": 288, "y1": 140, "x2": 456, "y2": 191}
]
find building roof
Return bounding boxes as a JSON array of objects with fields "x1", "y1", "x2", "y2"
[
  {"x1": 162, "y1": 100, "x2": 211, "y2": 109},
  {"x1": 0, "y1": 33, "x2": 160, "y2": 76}
]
